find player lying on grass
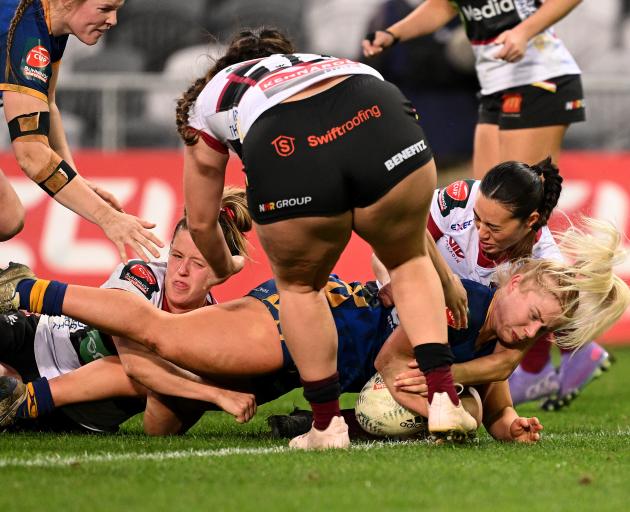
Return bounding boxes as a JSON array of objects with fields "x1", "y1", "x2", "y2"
[
  {"x1": 1, "y1": 217, "x2": 627, "y2": 442},
  {"x1": 374, "y1": 158, "x2": 611, "y2": 411},
  {"x1": 0, "y1": 188, "x2": 257, "y2": 433}
]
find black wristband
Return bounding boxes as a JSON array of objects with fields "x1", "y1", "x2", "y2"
[
  {"x1": 365, "y1": 30, "x2": 400, "y2": 48},
  {"x1": 384, "y1": 29, "x2": 400, "y2": 46}
]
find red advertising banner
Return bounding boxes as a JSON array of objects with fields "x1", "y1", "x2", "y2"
[{"x1": 1, "y1": 150, "x2": 629, "y2": 342}]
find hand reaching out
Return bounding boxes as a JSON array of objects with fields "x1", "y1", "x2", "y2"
[
  {"x1": 98, "y1": 209, "x2": 164, "y2": 262},
  {"x1": 510, "y1": 416, "x2": 543, "y2": 443}
]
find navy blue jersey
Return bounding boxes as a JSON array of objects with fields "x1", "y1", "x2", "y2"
[
  {"x1": 248, "y1": 275, "x2": 393, "y2": 396},
  {"x1": 1, "y1": 0, "x2": 68, "y2": 103},
  {"x1": 447, "y1": 279, "x2": 497, "y2": 362},
  {"x1": 248, "y1": 275, "x2": 496, "y2": 404}
]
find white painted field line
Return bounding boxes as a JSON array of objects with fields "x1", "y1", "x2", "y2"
[
  {"x1": 1, "y1": 430, "x2": 627, "y2": 468},
  {"x1": 0, "y1": 446, "x2": 289, "y2": 468},
  {"x1": 0, "y1": 442, "x2": 396, "y2": 468}
]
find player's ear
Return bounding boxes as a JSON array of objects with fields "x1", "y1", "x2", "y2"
[{"x1": 509, "y1": 273, "x2": 523, "y2": 291}]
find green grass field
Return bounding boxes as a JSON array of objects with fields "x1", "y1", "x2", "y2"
[{"x1": 2, "y1": 346, "x2": 629, "y2": 512}]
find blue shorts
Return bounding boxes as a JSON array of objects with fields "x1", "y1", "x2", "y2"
[{"x1": 247, "y1": 275, "x2": 395, "y2": 398}]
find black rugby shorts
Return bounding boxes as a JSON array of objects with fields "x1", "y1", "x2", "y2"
[
  {"x1": 478, "y1": 74, "x2": 585, "y2": 130},
  {"x1": 242, "y1": 74, "x2": 434, "y2": 224}
]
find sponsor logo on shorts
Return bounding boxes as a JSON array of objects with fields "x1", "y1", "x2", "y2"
[
  {"x1": 120, "y1": 262, "x2": 159, "y2": 299},
  {"x1": 502, "y1": 93, "x2": 522, "y2": 114},
  {"x1": 565, "y1": 99, "x2": 585, "y2": 111},
  {"x1": 25, "y1": 46, "x2": 50, "y2": 68},
  {"x1": 307, "y1": 105, "x2": 381, "y2": 147},
  {"x1": 384, "y1": 140, "x2": 427, "y2": 171},
  {"x1": 445, "y1": 180, "x2": 469, "y2": 201},
  {"x1": 259, "y1": 196, "x2": 312, "y2": 213},
  {"x1": 271, "y1": 135, "x2": 295, "y2": 157},
  {"x1": 447, "y1": 236, "x2": 465, "y2": 260},
  {"x1": 460, "y1": 0, "x2": 515, "y2": 22}
]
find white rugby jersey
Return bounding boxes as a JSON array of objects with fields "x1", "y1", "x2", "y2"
[
  {"x1": 454, "y1": 0, "x2": 581, "y2": 94},
  {"x1": 187, "y1": 53, "x2": 383, "y2": 156},
  {"x1": 34, "y1": 261, "x2": 215, "y2": 379},
  {"x1": 427, "y1": 179, "x2": 562, "y2": 285}
]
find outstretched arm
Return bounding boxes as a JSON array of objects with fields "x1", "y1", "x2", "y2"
[
  {"x1": 3, "y1": 88, "x2": 163, "y2": 262},
  {"x1": 47, "y1": 356, "x2": 146, "y2": 407},
  {"x1": 114, "y1": 336, "x2": 256, "y2": 423},
  {"x1": 362, "y1": 0, "x2": 457, "y2": 56}
]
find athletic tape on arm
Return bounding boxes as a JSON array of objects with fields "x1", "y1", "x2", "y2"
[
  {"x1": 34, "y1": 153, "x2": 77, "y2": 196},
  {"x1": 8, "y1": 111, "x2": 50, "y2": 142}
]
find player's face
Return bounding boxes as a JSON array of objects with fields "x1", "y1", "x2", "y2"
[
  {"x1": 474, "y1": 194, "x2": 539, "y2": 255},
  {"x1": 165, "y1": 229, "x2": 214, "y2": 313},
  {"x1": 492, "y1": 274, "x2": 564, "y2": 345},
  {"x1": 66, "y1": 0, "x2": 124, "y2": 45}
]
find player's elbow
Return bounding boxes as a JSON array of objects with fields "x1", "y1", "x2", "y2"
[{"x1": 12, "y1": 141, "x2": 50, "y2": 180}]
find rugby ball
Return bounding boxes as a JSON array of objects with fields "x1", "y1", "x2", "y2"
[{"x1": 355, "y1": 372, "x2": 427, "y2": 438}]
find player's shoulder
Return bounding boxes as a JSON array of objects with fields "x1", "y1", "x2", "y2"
[
  {"x1": 102, "y1": 260, "x2": 166, "y2": 300},
  {"x1": 435, "y1": 179, "x2": 478, "y2": 218}
]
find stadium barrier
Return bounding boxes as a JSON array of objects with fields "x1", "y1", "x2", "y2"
[{"x1": 1, "y1": 150, "x2": 629, "y2": 342}]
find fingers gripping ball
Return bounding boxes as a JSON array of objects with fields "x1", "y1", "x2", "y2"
[{"x1": 355, "y1": 373, "x2": 427, "y2": 438}]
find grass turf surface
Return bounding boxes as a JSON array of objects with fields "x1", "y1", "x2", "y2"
[{"x1": 2, "y1": 346, "x2": 629, "y2": 512}]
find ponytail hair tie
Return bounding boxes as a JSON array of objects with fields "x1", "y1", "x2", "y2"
[{"x1": 221, "y1": 206, "x2": 236, "y2": 220}]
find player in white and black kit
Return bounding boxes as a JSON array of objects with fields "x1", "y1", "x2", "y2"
[
  {"x1": 362, "y1": 0, "x2": 585, "y2": 177},
  {"x1": 0, "y1": 188, "x2": 256, "y2": 432},
  {"x1": 175, "y1": 28, "x2": 475, "y2": 449}
]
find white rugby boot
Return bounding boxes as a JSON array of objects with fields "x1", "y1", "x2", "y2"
[
  {"x1": 288, "y1": 415, "x2": 350, "y2": 450},
  {"x1": 428, "y1": 391, "x2": 478, "y2": 443}
]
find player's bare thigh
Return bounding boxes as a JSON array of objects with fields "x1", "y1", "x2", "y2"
[
  {"x1": 499, "y1": 125, "x2": 568, "y2": 165},
  {"x1": 149, "y1": 296, "x2": 285, "y2": 377},
  {"x1": 0, "y1": 169, "x2": 25, "y2": 241},
  {"x1": 353, "y1": 160, "x2": 436, "y2": 267},
  {"x1": 472, "y1": 123, "x2": 500, "y2": 179}
]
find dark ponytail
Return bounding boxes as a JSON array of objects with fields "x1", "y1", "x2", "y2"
[
  {"x1": 176, "y1": 28, "x2": 295, "y2": 145},
  {"x1": 480, "y1": 157, "x2": 562, "y2": 229},
  {"x1": 479, "y1": 157, "x2": 563, "y2": 260},
  {"x1": 529, "y1": 157, "x2": 563, "y2": 229}
]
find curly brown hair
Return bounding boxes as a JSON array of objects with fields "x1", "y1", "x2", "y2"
[{"x1": 175, "y1": 28, "x2": 295, "y2": 146}]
